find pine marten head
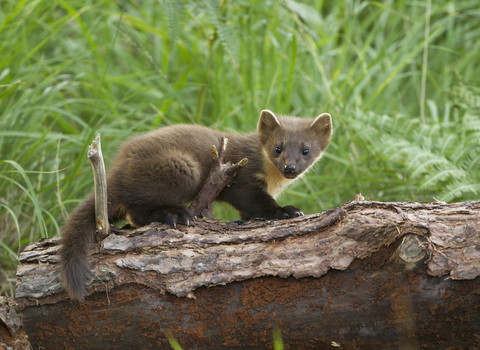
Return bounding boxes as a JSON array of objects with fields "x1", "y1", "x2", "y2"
[{"x1": 257, "y1": 109, "x2": 332, "y2": 180}]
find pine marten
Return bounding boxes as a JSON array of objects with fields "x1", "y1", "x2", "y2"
[{"x1": 60, "y1": 110, "x2": 333, "y2": 301}]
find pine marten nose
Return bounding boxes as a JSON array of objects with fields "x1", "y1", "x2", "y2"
[{"x1": 284, "y1": 164, "x2": 296, "y2": 174}]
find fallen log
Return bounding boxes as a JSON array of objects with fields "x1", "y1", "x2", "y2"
[{"x1": 15, "y1": 200, "x2": 480, "y2": 349}]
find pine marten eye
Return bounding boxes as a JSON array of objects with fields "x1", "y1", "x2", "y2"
[
  {"x1": 302, "y1": 149, "x2": 310, "y2": 156},
  {"x1": 274, "y1": 146, "x2": 282, "y2": 155}
]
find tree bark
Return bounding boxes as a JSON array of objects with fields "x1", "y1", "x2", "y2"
[
  {"x1": 0, "y1": 297, "x2": 31, "y2": 350},
  {"x1": 15, "y1": 201, "x2": 480, "y2": 349}
]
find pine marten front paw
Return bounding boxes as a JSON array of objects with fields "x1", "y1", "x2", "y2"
[
  {"x1": 282, "y1": 205, "x2": 304, "y2": 219},
  {"x1": 162, "y1": 206, "x2": 195, "y2": 228},
  {"x1": 272, "y1": 205, "x2": 304, "y2": 220}
]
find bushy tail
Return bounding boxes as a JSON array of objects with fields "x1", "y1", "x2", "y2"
[{"x1": 59, "y1": 194, "x2": 97, "y2": 301}]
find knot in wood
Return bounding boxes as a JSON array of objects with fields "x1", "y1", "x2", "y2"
[{"x1": 398, "y1": 234, "x2": 426, "y2": 263}]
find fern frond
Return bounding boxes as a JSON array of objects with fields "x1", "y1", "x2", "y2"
[
  {"x1": 376, "y1": 139, "x2": 410, "y2": 160},
  {"x1": 449, "y1": 71, "x2": 480, "y2": 111},
  {"x1": 463, "y1": 115, "x2": 480, "y2": 131},
  {"x1": 464, "y1": 147, "x2": 480, "y2": 172},
  {"x1": 419, "y1": 167, "x2": 469, "y2": 191},
  {"x1": 450, "y1": 142, "x2": 474, "y2": 165},
  {"x1": 163, "y1": 0, "x2": 185, "y2": 44},
  {"x1": 411, "y1": 123, "x2": 440, "y2": 151},
  {"x1": 346, "y1": 100, "x2": 480, "y2": 203},
  {"x1": 441, "y1": 181, "x2": 480, "y2": 202},
  {"x1": 204, "y1": 0, "x2": 239, "y2": 67},
  {"x1": 438, "y1": 133, "x2": 458, "y2": 156},
  {"x1": 409, "y1": 156, "x2": 450, "y2": 179},
  {"x1": 402, "y1": 118, "x2": 422, "y2": 138}
]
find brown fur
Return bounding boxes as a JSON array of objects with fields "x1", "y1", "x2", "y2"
[{"x1": 59, "y1": 110, "x2": 332, "y2": 301}]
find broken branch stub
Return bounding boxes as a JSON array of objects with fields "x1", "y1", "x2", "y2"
[
  {"x1": 189, "y1": 136, "x2": 248, "y2": 219},
  {"x1": 87, "y1": 133, "x2": 109, "y2": 241}
]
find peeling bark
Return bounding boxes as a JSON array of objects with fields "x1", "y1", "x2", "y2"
[
  {"x1": 0, "y1": 297, "x2": 32, "y2": 349},
  {"x1": 15, "y1": 201, "x2": 480, "y2": 349}
]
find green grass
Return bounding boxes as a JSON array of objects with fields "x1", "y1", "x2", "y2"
[{"x1": 1, "y1": 0, "x2": 479, "y2": 296}]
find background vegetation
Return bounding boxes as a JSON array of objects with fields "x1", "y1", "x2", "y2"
[{"x1": 1, "y1": 0, "x2": 479, "y2": 296}]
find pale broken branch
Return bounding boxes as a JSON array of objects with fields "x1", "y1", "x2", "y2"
[{"x1": 87, "y1": 133, "x2": 109, "y2": 241}]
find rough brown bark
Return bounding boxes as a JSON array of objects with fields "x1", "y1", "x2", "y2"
[
  {"x1": 0, "y1": 297, "x2": 32, "y2": 349},
  {"x1": 15, "y1": 201, "x2": 480, "y2": 349}
]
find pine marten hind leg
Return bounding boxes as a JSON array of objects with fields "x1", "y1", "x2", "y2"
[{"x1": 117, "y1": 151, "x2": 203, "y2": 228}]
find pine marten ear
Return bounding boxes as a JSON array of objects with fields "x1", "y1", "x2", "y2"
[
  {"x1": 257, "y1": 109, "x2": 283, "y2": 145},
  {"x1": 309, "y1": 113, "x2": 333, "y2": 150}
]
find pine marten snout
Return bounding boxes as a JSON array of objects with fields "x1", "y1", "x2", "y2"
[{"x1": 59, "y1": 109, "x2": 333, "y2": 301}]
